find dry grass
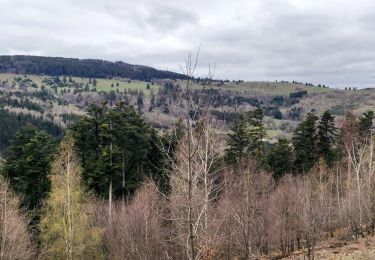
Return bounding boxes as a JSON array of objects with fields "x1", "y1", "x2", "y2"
[{"x1": 282, "y1": 232, "x2": 375, "y2": 260}]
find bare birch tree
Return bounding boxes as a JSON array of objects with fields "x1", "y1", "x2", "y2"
[
  {"x1": 99, "y1": 182, "x2": 166, "y2": 260},
  {"x1": 160, "y1": 48, "x2": 223, "y2": 259},
  {"x1": 269, "y1": 175, "x2": 301, "y2": 256},
  {"x1": 218, "y1": 159, "x2": 273, "y2": 259},
  {"x1": 0, "y1": 179, "x2": 35, "y2": 260}
]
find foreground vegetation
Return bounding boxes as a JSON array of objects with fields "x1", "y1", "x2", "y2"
[
  {"x1": 0, "y1": 95, "x2": 374, "y2": 259},
  {"x1": 1, "y1": 56, "x2": 375, "y2": 259}
]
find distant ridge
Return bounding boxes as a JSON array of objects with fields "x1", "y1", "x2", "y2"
[{"x1": 0, "y1": 55, "x2": 188, "y2": 81}]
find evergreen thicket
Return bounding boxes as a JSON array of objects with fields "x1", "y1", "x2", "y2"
[
  {"x1": 0, "y1": 55, "x2": 187, "y2": 81},
  {"x1": 1, "y1": 126, "x2": 56, "y2": 215},
  {"x1": 225, "y1": 108, "x2": 266, "y2": 164},
  {"x1": 293, "y1": 112, "x2": 319, "y2": 173},
  {"x1": 266, "y1": 138, "x2": 294, "y2": 179},
  {"x1": 317, "y1": 111, "x2": 338, "y2": 167},
  {"x1": 0, "y1": 108, "x2": 62, "y2": 151},
  {"x1": 71, "y1": 104, "x2": 166, "y2": 198}
]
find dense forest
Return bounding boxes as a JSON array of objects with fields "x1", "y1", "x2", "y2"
[
  {"x1": 0, "y1": 108, "x2": 62, "y2": 151},
  {"x1": 1, "y1": 80, "x2": 375, "y2": 259},
  {"x1": 0, "y1": 55, "x2": 188, "y2": 81},
  {"x1": 1, "y1": 55, "x2": 375, "y2": 260}
]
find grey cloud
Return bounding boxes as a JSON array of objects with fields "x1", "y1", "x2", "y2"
[
  {"x1": 145, "y1": 4, "x2": 198, "y2": 31},
  {"x1": 1, "y1": 0, "x2": 375, "y2": 87}
]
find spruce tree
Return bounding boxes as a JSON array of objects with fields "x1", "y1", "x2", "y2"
[
  {"x1": 246, "y1": 108, "x2": 267, "y2": 158},
  {"x1": 266, "y1": 139, "x2": 294, "y2": 179},
  {"x1": 359, "y1": 110, "x2": 374, "y2": 140},
  {"x1": 225, "y1": 113, "x2": 249, "y2": 164},
  {"x1": 292, "y1": 112, "x2": 319, "y2": 173},
  {"x1": 317, "y1": 111, "x2": 338, "y2": 167},
  {"x1": 225, "y1": 108, "x2": 266, "y2": 164},
  {"x1": 71, "y1": 104, "x2": 153, "y2": 198},
  {"x1": 2, "y1": 126, "x2": 56, "y2": 214}
]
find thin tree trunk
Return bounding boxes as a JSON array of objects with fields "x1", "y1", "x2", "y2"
[
  {"x1": 66, "y1": 152, "x2": 73, "y2": 260},
  {"x1": 122, "y1": 152, "x2": 126, "y2": 205},
  {"x1": 108, "y1": 116, "x2": 113, "y2": 226},
  {"x1": 0, "y1": 188, "x2": 7, "y2": 260},
  {"x1": 188, "y1": 124, "x2": 196, "y2": 260},
  {"x1": 109, "y1": 177, "x2": 112, "y2": 224}
]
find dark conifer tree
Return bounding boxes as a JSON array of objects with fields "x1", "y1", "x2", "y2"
[
  {"x1": 317, "y1": 111, "x2": 338, "y2": 167},
  {"x1": 359, "y1": 110, "x2": 374, "y2": 140},
  {"x1": 1, "y1": 126, "x2": 56, "y2": 214},
  {"x1": 137, "y1": 95, "x2": 144, "y2": 112},
  {"x1": 292, "y1": 112, "x2": 318, "y2": 173},
  {"x1": 225, "y1": 114, "x2": 248, "y2": 164},
  {"x1": 266, "y1": 138, "x2": 294, "y2": 179},
  {"x1": 225, "y1": 108, "x2": 266, "y2": 164},
  {"x1": 71, "y1": 104, "x2": 157, "y2": 198}
]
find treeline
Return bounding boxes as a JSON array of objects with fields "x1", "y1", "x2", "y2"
[
  {"x1": 0, "y1": 96, "x2": 43, "y2": 112},
  {"x1": 0, "y1": 108, "x2": 62, "y2": 151},
  {"x1": 226, "y1": 109, "x2": 374, "y2": 177},
  {"x1": 0, "y1": 104, "x2": 374, "y2": 259},
  {"x1": 148, "y1": 81, "x2": 318, "y2": 123},
  {"x1": 0, "y1": 55, "x2": 188, "y2": 81}
]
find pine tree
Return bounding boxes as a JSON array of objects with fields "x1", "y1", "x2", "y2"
[
  {"x1": 293, "y1": 112, "x2": 319, "y2": 173},
  {"x1": 2, "y1": 126, "x2": 55, "y2": 215},
  {"x1": 317, "y1": 111, "x2": 338, "y2": 167},
  {"x1": 225, "y1": 114, "x2": 248, "y2": 164},
  {"x1": 225, "y1": 108, "x2": 266, "y2": 164},
  {"x1": 149, "y1": 90, "x2": 156, "y2": 112},
  {"x1": 40, "y1": 135, "x2": 103, "y2": 259},
  {"x1": 359, "y1": 110, "x2": 374, "y2": 140},
  {"x1": 137, "y1": 94, "x2": 144, "y2": 112},
  {"x1": 246, "y1": 108, "x2": 267, "y2": 158},
  {"x1": 266, "y1": 139, "x2": 294, "y2": 179},
  {"x1": 71, "y1": 104, "x2": 153, "y2": 199}
]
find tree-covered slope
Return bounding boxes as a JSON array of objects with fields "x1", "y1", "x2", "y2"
[{"x1": 0, "y1": 55, "x2": 187, "y2": 81}]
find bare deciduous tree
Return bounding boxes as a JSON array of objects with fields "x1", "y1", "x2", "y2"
[
  {"x1": 158, "y1": 48, "x2": 223, "y2": 260},
  {"x1": 0, "y1": 179, "x2": 35, "y2": 260},
  {"x1": 218, "y1": 159, "x2": 273, "y2": 259},
  {"x1": 269, "y1": 175, "x2": 301, "y2": 256},
  {"x1": 99, "y1": 182, "x2": 166, "y2": 260}
]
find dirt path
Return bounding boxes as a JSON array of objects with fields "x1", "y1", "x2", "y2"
[{"x1": 283, "y1": 236, "x2": 375, "y2": 259}]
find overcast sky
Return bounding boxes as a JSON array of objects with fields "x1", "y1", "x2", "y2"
[{"x1": 1, "y1": 0, "x2": 375, "y2": 87}]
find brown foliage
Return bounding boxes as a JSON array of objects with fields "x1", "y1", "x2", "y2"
[
  {"x1": 216, "y1": 159, "x2": 274, "y2": 259},
  {"x1": 99, "y1": 182, "x2": 166, "y2": 260},
  {"x1": 0, "y1": 180, "x2": 35, "y2": 260}
]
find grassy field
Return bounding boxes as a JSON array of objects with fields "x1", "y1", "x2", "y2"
[
  {"x1": 184, "y1": 80, "x2": 333, "y2": 96},
  {"x1": 0, "y1": 73, "x2": 160, "y2": 96},
  {"x1": 0, "y1": 73, "x2": 335, "y2": 98}
]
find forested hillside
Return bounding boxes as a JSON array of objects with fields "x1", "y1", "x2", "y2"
[
  {"x1": 0, "y1": 70, "x2": 372, "y2": 147},
  {"x1": 1, "y1": 62, "x2": 375, "y2": 259},
  {"x1": 0, "y1": 55, "x2": 188, "y2": 80}
]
